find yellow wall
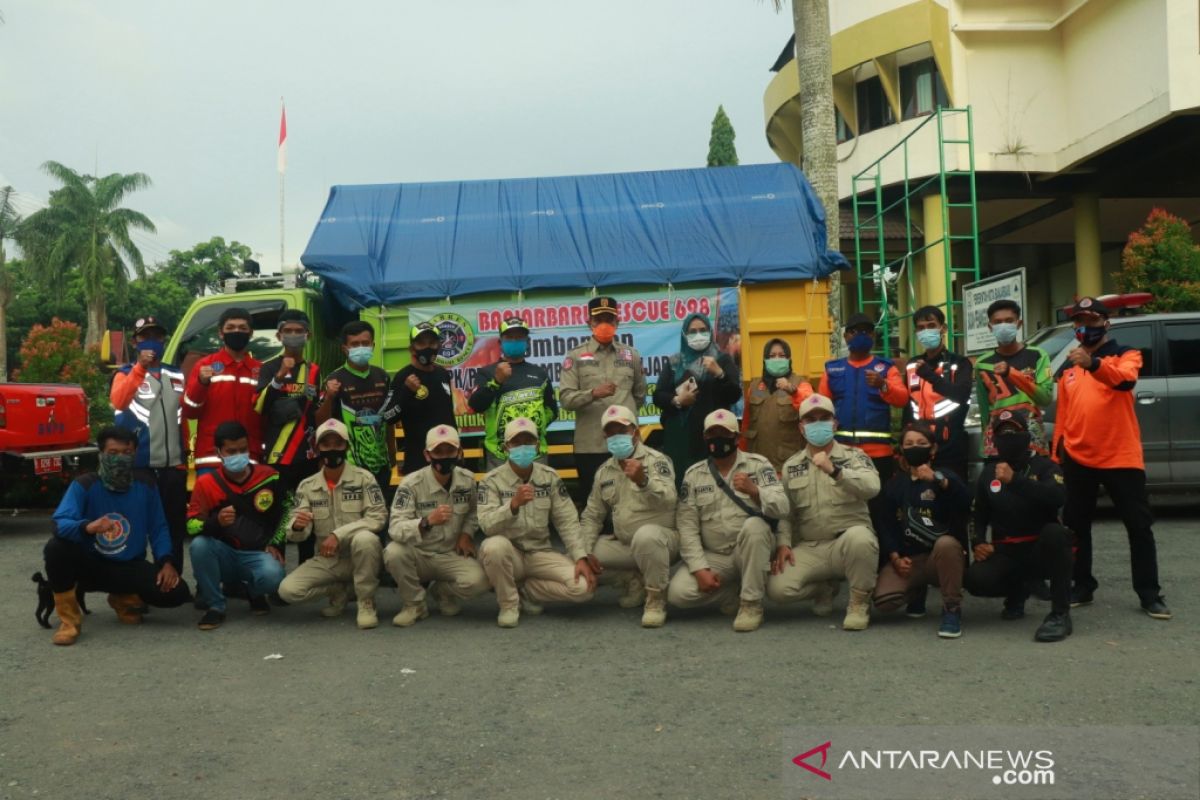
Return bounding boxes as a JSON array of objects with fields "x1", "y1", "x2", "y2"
[{"x1": 739, "y1": 280, "x2": 832, "y2": 383}]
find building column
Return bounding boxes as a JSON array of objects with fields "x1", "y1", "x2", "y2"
[
  {"x1": 922, "y1": 192, "x2": 948, "y2": 311},
  {"x1": 1073, "y1": 193, "x2": 1102, "y2": 298}
]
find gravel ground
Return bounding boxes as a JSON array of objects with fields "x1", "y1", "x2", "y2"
[{"x1": 0, "y1": 507, "x2": 1196, "y2": 800}]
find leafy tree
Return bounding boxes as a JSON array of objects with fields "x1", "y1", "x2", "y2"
[
  {"x1": 14, "y1": 318, "x2": 113, "y2": 427},
  {"x1": 1116, "y1": 208, "x2": 1200, "y2": 312},
  {"x1": 16, "y1": 161, "x2": 156, "y2": 348},
  {"x1": 0, "y1": 185, "x2": 19, "y2": 381},
  {"x1": 160, "y1": 235, "x2": 253, "y2": 297},
  {"x1": 706, "y1": 105, "x2": 740, "y2": 167}
]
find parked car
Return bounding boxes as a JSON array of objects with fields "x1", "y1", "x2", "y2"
[
  {"x1": 965, "y1": 310, "x2": 1200, "y2": 491},
  {"x1": 0, "y1": 383, "x2": 97, "y2": 486}
]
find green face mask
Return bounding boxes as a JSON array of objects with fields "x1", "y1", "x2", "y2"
[
  {"x1": 765, "y1": 357, "x2": 791, "y2": 378},
  {"x1": 99, "y1": 453, "x2": 134, "y2": 492}
]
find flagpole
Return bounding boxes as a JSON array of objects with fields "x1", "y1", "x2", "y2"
[
  {"x1": 278, "y1": 97, "x2": 286, "y2": 277},
  {"x1": 279, "y1": 168, "x2": 285, "y2": 276}
]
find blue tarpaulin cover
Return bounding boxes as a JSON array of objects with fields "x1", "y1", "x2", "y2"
[{"x1": 300, "y1": 163, "x2": 848, "y2": 309}]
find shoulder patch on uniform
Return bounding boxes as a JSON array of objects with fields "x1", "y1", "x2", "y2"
[
  {"x1": 557, "y1": 480, "x2": 570, "y2": 498},
  {"x1": 477, "y1": 484, "x2": 489, "y2": 505},
  {"x1": 367, "y1": 484, "x2": 384, "y2": 506},
  {"x1": 678, "y1": 481, "x2": 689, "y2": 501},
  {"x1": 562, "y1": 356, "x2": 574, "y2": 370},
  {"x1": 393, "y1": 487, "x2": 414, "y2": 510},
  {"x1": 758, "y1": 467, "x2": 779, "y2": 486},
  {"x1": 654, "y1": 461, "x2": 671, "y2": 477}
]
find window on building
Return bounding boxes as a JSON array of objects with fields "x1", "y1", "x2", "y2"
[
  {"x1": 835, "y1": 108, "x2": 854, "y2": 143},
  {"x1": 900, "y1": 58, "x2": 950, "y2": 120},
  {"x1": 855, "y1": 76, "x2": 894, "y2": 134}
]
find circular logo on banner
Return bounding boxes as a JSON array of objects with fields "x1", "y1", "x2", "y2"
[
  {"x1": 427, "y1": 313, "x2": 475, "y2": 368},
  {"x1": 254, "y1": 489, "x2": 275, "y2": 512},
  {"x1": 94, "y1": 513, "x2": 131, "y2": 556}
]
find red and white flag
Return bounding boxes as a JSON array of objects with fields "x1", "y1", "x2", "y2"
[{"x1": 277, "y1": 101, "x2": 287, "y2": 174}]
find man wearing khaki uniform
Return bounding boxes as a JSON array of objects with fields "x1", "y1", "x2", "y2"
[
  {"x1": 559, "y1": 296, "x2": 648, "y2": 500},
  {"x1": 477, "y1": 417, "x2": 597, "y2": 627},
  {"x1": 667, "y1": 409, "x2": 789, "y2": 632},
  {"x1": 385, "y1": 424, "x2": 490, "y2": 627},
  {"x1": 278, "y1": 419, "x2": 387, "y2": 629},
  {"x1": 767, "y1": 393, "x2": 881, "y2": 631},
  {"x1": 579, "y1": 404, "x2": 678, "y2": 627}
]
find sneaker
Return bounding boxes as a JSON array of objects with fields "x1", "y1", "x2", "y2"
[
  {"x1": 811, "y1": 582, "x2": 838, "y2": 617},
  {"x1": 391, "y1": 602, "x2": 429, "y2": 628},
  {"x1": 1141, "y1": 597, "x2": 1172, "y2": 620},
  {"x1": 198, "y1": 610, "x2": 226, "y2": 630},
  {"x1": 732, "y1": 600, "x2": 764, "y2": 632},
  {"x1": 905, "y1": 596, "x2": 927, "y2": 619},
  {"x1": 641, "y1": 587, "x2": 667, "y2": 628},
  {"x1": 433, "y1": 584, "x2": 462, "y2": 617},
  {"x1": 518, "y1": 588, "x2": 544, "y2": 616},
  {"x1": 1001, "y1": 602, "x2": 1026, "y2": 621},
  {"x1": 1034, "y1": 611, "x2": 1073, "y2": 642},
  {"x1": 1069, "y1": 587, "x2": 1094, "y2": 608},
  {"x1": 618, "y1": 573, "x2": 647, "y2": 609},
  {"x1": 356, "y1": 599, "x2": 379, "y2": 630},
  {"x1": 938, "y1": 608, "x2": 962, "y2": 639},
  {"x1": 249, "y1": 595, "x2": 271, "y2": 615},
  {"x1": 321, "y1": 585, "x2": 348, "y2": 618},
  {"x1": 497, "y1": 606, "x2": 520, "y2": 628}
]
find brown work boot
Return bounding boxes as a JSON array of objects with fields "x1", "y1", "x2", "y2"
[
  {"x1": 843, "y1": 588, "x2": 871, "y2": 631},
  {"x1": 107, "y1": 593, "x2": 144, "y2": 625},
  {"x1": 52, "y1": 589, "x2": 83, "y2": 646},
  {"x1": 811, "y1": 581, "x2": 839, "y2": 617},
  {"x1": 356, "y1": 598, "x2": 379, "y2": 630},
  {"x1": 733, "y1": 600, "x2": 764, "y2": 632},
  {"x1": 618, "y1": 573, "x2": 646, "y2": 609},
  {"x1": 641, "y1": 587, "x2": 667, "y2": 628},
  {"x1": 392, "y1": 601, "x2": 428, "y2": 628}
]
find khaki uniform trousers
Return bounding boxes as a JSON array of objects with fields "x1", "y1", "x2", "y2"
[
  {"x1": 383, "y1": 542, "x2": 490, "y2": 605},
  {"x1": 478, "y1": 536, "x2": 594, "y2": 610},
  {"x1": 766, "y1": 525, "x2": 879, "y2": 604},
  {"x1": 666, "y1": 517, "x2": 773, "y2": 607},
  {"x1": 277, "y1": 529, "x2": 383, "y2": 605},
  {"x1": 592, "y1": 524, "x2": 679, "y2": 591}
]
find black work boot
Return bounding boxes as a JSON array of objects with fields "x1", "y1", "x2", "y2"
[{"x1": 1034, "y1": 611, "x2": 1072, "y2": 642}]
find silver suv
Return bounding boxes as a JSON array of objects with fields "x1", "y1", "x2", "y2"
[{"x1": 965, "y1": 312, "x2": 1200, "y2": 491}]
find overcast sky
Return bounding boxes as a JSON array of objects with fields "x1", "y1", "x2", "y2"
[{"x1": 0, "y1": 0, "x2": 792, "y2": 274}]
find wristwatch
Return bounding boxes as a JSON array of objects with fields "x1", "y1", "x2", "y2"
[{"x1": 830, "y1": 465, "x2": 843, "y2": 480}]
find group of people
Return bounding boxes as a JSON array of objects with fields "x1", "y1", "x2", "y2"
[{"x1": 41, "y1": 294, "x2": 1170, "y2": 646}]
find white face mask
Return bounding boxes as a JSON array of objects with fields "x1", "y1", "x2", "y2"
[{"x1": 686, "y1": 331, "x2": 711, "y2": 351}]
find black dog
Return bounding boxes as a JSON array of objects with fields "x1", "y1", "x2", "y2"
[{"x1": 32, "y1": 572, "x2": 89, "y2": 629}]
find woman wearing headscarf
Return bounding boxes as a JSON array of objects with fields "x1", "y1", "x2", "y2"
[
  {"x1": 741, "y1": 338, "x2": 813, "y2": 472},
  {"x1": 652, "y1": 312, "x2": 741, "y2": 484}
]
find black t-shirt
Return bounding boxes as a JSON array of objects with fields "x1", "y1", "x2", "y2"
[
  {"x1": 382, "y1": 365, "x2": 455, "y2": 474},
  {"x1": 326, "y1": 364, "x2": 392, "y2": 475}
]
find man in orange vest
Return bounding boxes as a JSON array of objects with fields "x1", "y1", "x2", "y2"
[{"x1": 1052, "y1": 297, "x2": 1170, "y2": 619}]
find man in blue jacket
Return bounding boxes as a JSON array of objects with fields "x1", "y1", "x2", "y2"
[{"x1": 45, "y1": 426, "x2": 191, "y2": 646}]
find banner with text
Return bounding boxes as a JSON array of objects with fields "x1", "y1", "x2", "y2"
[{"x1": 410, "y1": 287, "x2": 742, "y2": 434}]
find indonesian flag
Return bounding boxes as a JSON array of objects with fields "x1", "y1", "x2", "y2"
[{"x1": 277, "y1": 101, "x2": 287, "y2": 174}]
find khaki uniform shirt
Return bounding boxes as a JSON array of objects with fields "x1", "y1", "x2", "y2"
[
  {"x1": 288, "y1": 464, "x2": 388, "y2": 545},
  {"x1": 579, "y1": 443, "x2": 676, "y2": 551},
  {"x1": 559, "y1": 337, "x2": 647, "y2": 454},
  {"x1": 677, "y1": 451, "x2": 790, "y2": 572},
  {"x1": 477, "y1": 461, "x2": 587, "y2": 561},
  {"x1": 389, "y1": 465, "x2": 478, "y2": 554},
  {"x1": 743, "y1": 373, "x2": 806, "y2": 472},
  {"x1": 776, "y1": 443, "x2": 879, "y2": 548}
]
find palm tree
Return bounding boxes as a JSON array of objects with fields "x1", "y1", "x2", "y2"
[
  {"x1": 0, "y1": 185, "x2": 20, "y2": 381},
  {"x1": 18, "y1": 162, "x2": 156, "y2": 347},
  {"x1": 770, "y1": 0, "x2": 842, "y2": 347}
]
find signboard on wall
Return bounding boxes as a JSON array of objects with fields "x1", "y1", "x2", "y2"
[{"x1": 962, "y1": 269, "x2": 1027, "y2": 354}]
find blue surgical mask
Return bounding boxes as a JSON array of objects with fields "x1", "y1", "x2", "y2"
[
  {"x1": 137, "y1": 339, "x2": 165, "y2": 360},
  {"x1": 847, "y1": 332, "x2": 874, "y2": 353},
  {"x1": 507, "y1": 444, "x2": 538, "y2": 468},
  {"x1": 222, "y1": 453, "x2": 251, "y2": 474},
  {"x1": 347, "y1": 346, "x2": 374, "y2": 367},
  {"x1": 803, "y1": 420, "x2": 836, "y2": 447},
  {"x1": 501, "y1": 340, "x2": 528, "y2": 359},
  {"x1": 991, "y1": 322, "x2": 1019, "y2": 345},
  {"x1": 917, "y1": 329, "x2": 943, "y2": 350},
  {"x1": 606, "y1": 434, "x2": 635, "y2": 459}
]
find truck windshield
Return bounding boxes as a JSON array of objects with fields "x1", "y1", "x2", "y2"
[{"x1": 174, "y1": 300, "x2": 287, "y2": 377}]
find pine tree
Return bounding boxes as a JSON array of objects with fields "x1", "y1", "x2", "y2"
[{"x1": 706, "y1": 105, "x2": 740, "y2": 167}]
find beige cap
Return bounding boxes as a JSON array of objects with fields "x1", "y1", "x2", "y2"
[
  {"x1": 315, "y1": 418, "x2": 349, "y2": 443},
  {"x1": 798, "y1": 393, "x2": 835, "y2": 418},
  {"x1": 702, "y1": 409, "x2": 739, "y2": 434},
  {"x1": 503, "y1": 417, "x2": 539, "y2": 442},
  {"x1": 425, "y1": 424, "x2": 461, "y2": 450},
  {"x1": 601, "y1": 404, "x2": 638, "y2": 430}
]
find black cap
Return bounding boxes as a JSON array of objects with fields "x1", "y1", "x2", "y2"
[
  {"x1": 588, "y1": 296, "x2": 619, "y2": 317},
  {"x1": 1068, "y1": 297, "x2": 1110, "y2": 319},
  {"x1": 132, "y1": 316, "x2": 166, "y2": 336},
  {"x1": 992, "y1": 408, "x2": 1029, "y2": 433},
  {"x1": 844, "y1": 312, "x2": 875, "y2": 332},
  {"x1": 276, "y1": 309, "x2": 311, "y2": 330}
]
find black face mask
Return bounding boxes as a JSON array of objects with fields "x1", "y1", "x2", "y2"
[
  {"x1": 319, "y1": 449, "x2": 347, "y2": 468},
  {"x1": 223, "y1": 331, "x2": 251, "y2": 352},
  {"x1": 994, "y1": 432, "x2": 1032, "y2": 466},
  {"x1": 706, "y1": 436, "x2": 737, "y2": 459},
  {"x1": 414, "y1": 346, "x2": 439, "y2": 367},
  {"x1": 431, "y1": 456, "x2": 458, "y2": 475},
  {"x1": 901, "y1": 445, "x2": 933, "y2": 467}
]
